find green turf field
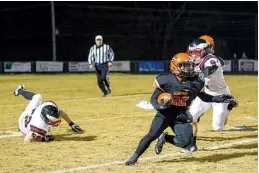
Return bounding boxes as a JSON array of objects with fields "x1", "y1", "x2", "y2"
[{"x1": 0, "y1": 74, "x2": 257, "y2": 173}]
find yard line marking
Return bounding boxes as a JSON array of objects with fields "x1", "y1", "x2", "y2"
[
  {"x1": 0, "y1": 88, "x2": 85, "y2": 95},
  {"x1": 199, "y1": 138, "x2": 258, "y2": 151},
  {"x1": 0, "y1": 93, "x2": 151, "y2": 107},
  {"x1": 0, "y1": 131, "x2": 23, "y2": 139},
  {"x1": 245, "y1": 116, "x2": 258, "y2": 121},
  {"x1": 46, "y1": 138, "x2": 258, "y2": 173}
]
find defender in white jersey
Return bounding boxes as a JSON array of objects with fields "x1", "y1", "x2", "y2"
[
  {"x1": 186, "y1": 38, "x2": 238, "y2": 152},
  {"x1": 14, "y1": 85, "x2": 83, "y2": 143}
]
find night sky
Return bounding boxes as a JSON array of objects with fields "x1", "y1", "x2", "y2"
[
  {"x1": 0, "y1": 1, "x2": 257, "y2": 13},
  {"x1": 0, "y1": 1, "x2": 257, "y2": 61}
]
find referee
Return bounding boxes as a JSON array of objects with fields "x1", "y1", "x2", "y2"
[{"x1": 88, "y1": 35, "x2": 114, "y2": 97}]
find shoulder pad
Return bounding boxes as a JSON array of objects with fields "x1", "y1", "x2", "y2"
[
  {"x1": 156, "y1": 72, "x2": 171, "y2": 77},
  {"x1": 216, "y1": 56, "x2": 225, "y2": 67},
  {"x1": 153, "y1": 73, "x2": 172, "y2": 91},
  {"x1": 199, "y1": 54, "x2": 218, "y2": 70}
]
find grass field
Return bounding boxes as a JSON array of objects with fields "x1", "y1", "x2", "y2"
[{"x1": 0, "y1": 74, "x2": 257, "y2": 173}]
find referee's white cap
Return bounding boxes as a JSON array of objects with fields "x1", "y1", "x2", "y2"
[{"x1": 95, "y1": 35, "x2": 103, "y2": 40}]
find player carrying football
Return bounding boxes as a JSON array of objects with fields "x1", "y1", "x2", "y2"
[
  {"x1": 14, "y1": 85, "x2": 83, "y2": 143},
  {"x1": 125, "y1": 53, "x2": 235, "y2": 165}
]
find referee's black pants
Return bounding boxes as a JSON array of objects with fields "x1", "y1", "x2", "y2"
[
  {"x1": 95, "y1": 63, "x2": 110, "y2": 95},
  {"x1": 134, "y1": 111, "x2": 193, "y2": 156}
]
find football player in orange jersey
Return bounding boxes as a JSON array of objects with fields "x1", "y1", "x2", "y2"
[{"x1": 125, "y1": 53, "x2": 234, "y2": 166}]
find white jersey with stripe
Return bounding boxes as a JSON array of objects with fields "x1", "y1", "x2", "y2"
[
  {"x1": 195, "y1": 53, "x2": 228, "y2": 91},
  {"x1": 88, "y1": 44, "x2": 114, "y2": 64},
  {"x1": 19, "y1": 101, "x2": 57, "y2": 137}
]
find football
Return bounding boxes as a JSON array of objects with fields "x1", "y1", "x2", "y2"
[{"x1": 157, "y1": 92, "x2": 172, "y2": 104}]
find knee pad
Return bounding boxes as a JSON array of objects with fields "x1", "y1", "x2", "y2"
[{"x1": 174, "y1": 125, "x2": 193, "y2": 147}]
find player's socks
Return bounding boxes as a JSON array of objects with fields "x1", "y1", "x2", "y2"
[
  {"x1": 19, "y1": 90, "x2": 35, "y2": 100},
  {"x1": 193, "y1": 136, "x2": 197, "y2": 145},
  {"x1": 165, "y1": 134, "x2": 175, "y2": 145}
]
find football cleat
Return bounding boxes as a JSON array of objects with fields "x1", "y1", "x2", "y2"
[
  {"x1": 125, "y1": 154, "x2": 139, "y2": 166},
  {"x1": 107, "y1": 87, "x2": 112, "y2": 94},
  {"x1": 125, "y1": 160, "x2": 136, "y2": 166},
  {"x1": 181, "y1": 144, "x2": 198, "y2": 153},
  {"x1": 155, "y1": 132, "x2": 167, "y2": 155},
  {"x1": 42, "y1": 135, "x2": 56, "y2": 142},
  {"x1": 14, "y1": 84, "x2": 24, "y2": 96},
  {"x1": 102, "y1": 93, "x2": 108, "y2": 97}
]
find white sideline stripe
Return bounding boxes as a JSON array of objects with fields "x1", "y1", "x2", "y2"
[
  {"x1": 0, "y1": 131, "x2": 23, "y2": 139},
  {"x1": 245, "y1": 116, "x2": 258, "y2": 121},
  {"x1": 46, "y1": 138, "x2": 258, "y2": 173},
  {"x1": 0, "y1": 88, "x2": 85, "y2": 95},
  {"x1": 0, "y1": 94, "x2": 150, "y2": 107},
  {"x1": 199, "y1": 138, "x2": 258, "y2": 151}
]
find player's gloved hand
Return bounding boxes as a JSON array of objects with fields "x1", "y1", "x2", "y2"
[
  {"x1": 42, "y1": 135, "x2": 56, "y2": 142},
  {"x1": 181, "y1": 80, "x2": 202, "y2": 94},
  {"x1": 159, "y1": 98, "x2": 172, "y2": 110},
  {"x1": 211, "y1": 94, "x2": 234, "y2": 103},
  {"x1": 227, "y1": 98, "x2": 238, "y2": 111},
  {"x1": 69, "y1": 122, "x2": 83, "y2": 132},
  {"x1": 176, "y1": 110, "x2": 193, "y2": 123}
]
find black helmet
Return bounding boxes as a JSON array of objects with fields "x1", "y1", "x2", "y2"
[
  {"x1": 187, "y1": 39, "x2": 210, "y2": 63},
  {"x1": 41, "y1": 105, "x2": 61, "y2": 126}
]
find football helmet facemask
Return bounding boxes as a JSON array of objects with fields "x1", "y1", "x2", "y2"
[
  {"x1": 41, "y1": 105, "x2": 61, "y2": 126},
  {"x1": 187, "y1": 39, "x2": 210, "y2": 64},
  {"x1": 170, "y1": 53, "x2": 195, "y2": 78}
]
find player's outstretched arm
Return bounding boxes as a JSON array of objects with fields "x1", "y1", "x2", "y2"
[
  {"x1": 198, "y1": 92, "x2": 236, "y2": 103},
  {"x1": 201, "y1": 66, "x2": 218, "y2": 77},
  {"x1": 60, "y1": 109, "x2": 83, "y2": 132}
]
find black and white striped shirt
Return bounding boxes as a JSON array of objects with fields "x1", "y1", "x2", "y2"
[{"x1": 88, "y1": 44, "x2": 114, "y2": 64}]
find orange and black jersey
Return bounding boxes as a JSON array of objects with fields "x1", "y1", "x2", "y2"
[
  {"x1": 151, "y1": 73, "x2": 217, "y2": 112},
  {"x1": 153, "y1": 73, "x2": 182, "y2": 94}
]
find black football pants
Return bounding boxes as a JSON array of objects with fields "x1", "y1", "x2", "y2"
[{"x1": 135, "y1": 111, "x2": 193, "y2": 156}]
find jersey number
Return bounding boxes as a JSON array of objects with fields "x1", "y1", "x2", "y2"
[
  {"x1": 171, "y1": 96, "x2": 190, "y2": 106},
  {"x1": 25, "y1": 115, "x2": 32, "y2": 128}
]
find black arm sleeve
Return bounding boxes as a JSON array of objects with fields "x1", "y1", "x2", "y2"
[
  {"x1": 197, "y1": 92, "x2": 215, "y2": 102},
  {"x1": 150, "y1": 88, "x2": 165, "y2": 111},
  {"x1": 202, "y1": 66, "x2": 218, "y2": 77}
]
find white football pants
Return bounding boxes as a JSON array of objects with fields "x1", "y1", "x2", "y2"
[
  {"x1": 189, "y1": 86, "x2": 231, "y2": 131},
  {"x1": 19, "y1": 94, "x2": 42, "y2": 134}
]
